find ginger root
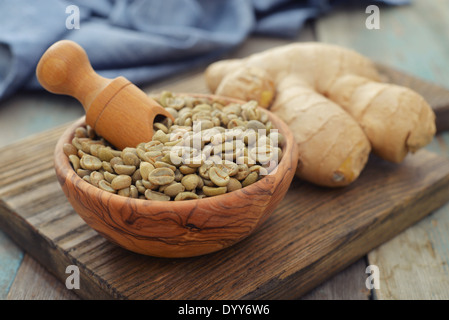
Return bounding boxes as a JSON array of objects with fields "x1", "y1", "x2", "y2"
[{"x1": 205, "y1": 43, "x2": 436, "y2": 187}]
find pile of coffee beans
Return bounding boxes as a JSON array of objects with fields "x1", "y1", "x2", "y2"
[{"x1": 64, "y1": 92, "x2": 285, "y2": 201}]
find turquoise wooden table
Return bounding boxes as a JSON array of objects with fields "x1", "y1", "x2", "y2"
[{"x1": 1, "y1": 1, "x2": 449, "y2": 299}]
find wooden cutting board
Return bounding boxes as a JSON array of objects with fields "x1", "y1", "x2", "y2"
[{"x1": 1, "y1": 67, "x2": 449, "y2": 299}]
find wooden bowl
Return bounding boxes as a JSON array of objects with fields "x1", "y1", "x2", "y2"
[{"x1": 54, "y1": 94, "x2": 298, "y2": 258}]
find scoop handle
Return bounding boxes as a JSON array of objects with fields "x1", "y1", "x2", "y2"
[{"x1": 36, "y1": 40, "x2": 111, "y2": 112}]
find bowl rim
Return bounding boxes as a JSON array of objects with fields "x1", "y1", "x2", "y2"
[{"x1": 54, "y1": 93, "x2": 297, "y2": 209}]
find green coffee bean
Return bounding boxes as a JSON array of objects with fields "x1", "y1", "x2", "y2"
[
  {"x1": 265, "y1": 121, "x2": 273, "y2": 131},
  {"x1": 227, "y1": 118, "x2": 245, "y2": 129},
  {"x1": 136, "y1": 148, "x2": 151, "y2": 162},
  {"x1": 209, "y1": 166, "x2": 230, "y2": 187},
  {"x1": 174, "y1": 169, "x2": 183, "y2": 182},
  {"x1": 98, "y1": 180, "x2": 116, "y2": 193},
  {"x1": 164, "y1": 138, "x2": 183, "y2": 147},
  {"x1": 110, "y1": 157, "x2": 124, "y2": 168},
  {"x1": 144, "y1": 150, "x2": 163, "y2": 162},
  {"x1": 77, "y1": 149, "x2": 87, "y2": 158},
  {"x1": 145, "y1": 190, "x2": 171, "y2": 201},
  {"x1": 71, "y1": 137, "x2": 83, "y2": 150},
  {"x1": 227, "y1": 178, "x2": 242, "y2": 192},
  {"x1": 130, "y1": 185, "x2": 139, "y2": 198},
  {"x1": 249, "y1": 165, "x2": 268, "y2": 176},
  {"x1": 80, "y1": 141, "x2": 92, "y2": 154},
  {"x1": 153, "y1": 130, "x2": 169, "y2": 143},
  {"x1": 154, "y1": 161, "x2": 176, "y2": 172},
  {"x1": 154, "y1": 122, "x2": 169, "y2": 134},
  {"x1": 234, "y1": 164, "x2": 250, "y2": 180},
  {"x1": 202, "y1": 186, "x2": 227, "y2": 197},
  {"x1": 80, "y1": 155, "x2": 102, "y2": 171},
  {"x1": 145, "y1": 140, "x2": 163, "y2": 151},
  {"x1": 63, "y1": 143, "x2": 78, "y2": 157},
  {"x1": 193, "y1": 103, "x2": 212, "y2": 113},
  {"x1": 163, "y1": 183, "x2": 185, "y2": 197},
  {"x1": 174, "y1": 192, "x2": 199, "y2": 201},
  {"x1": 148, "y1": 167, "x2": 175, "y2": 185},
  {"x1": 77, "y1": 169, "x2": 92, "y2": 178},
  {"x1": 249, "y1": 145, "x2": 274, "y2": 164},
  {"x1": 193, "y1": 176, "x2": 201, "y2": 189},
  {"x1": 268, "y1": 132, "x2": 285, "y2": 147},
  {"x1": 90, "y1": 144, "x2": 102, "y2": 157},
  {"x1": 158, "y1": 181, "x2": 172, "y2": 192},
  {"x1": 90, "y1": 171, "x2": 104, "y2": 187},
  {"x1": 69, "y1": 155, "x2": 80, "y2": 171},
  {"x1": 140, "y1": 162, "x2": 155, "y2": 180},
  {"x1": 247, "y1": 120, "x2": 265, "y2": 131},
  {"x1": 242, "y1": 172, "x2": 258, "y2": 187},
  {"x1": 259, "y1": 111, "x2": 269, "y2": 123},
  {"x1": 236, "y1": 156, "x2": 255, "y2": 167},
  {"x1": 98, "y1": 147, "x2": 115, "y2": 162},
  {"x1": 202, "y1": 178, "x2": 214, "y2": 187},
  {"x1": 75, "y1": 127, "x2": 88, "y2": 138},
  {"x1": 181, "y1": 174, "x2": 199, "y2": 191},
  {"x1": 165, "y1": 107, "x2": 178, "y2": 119},
  {"x1": 122, "y1": 152, "x2": 140, "y2": 167},
  {"x1": 142, "y1": 179, "x2": 158, "y2": 190},
  {"x1": 118, "y1": 187, "x2": 131, "y2": 197},
  {"x1": 101, "y1": 161, "x2": 114, "y2": 173},
  {"x1": 199, "y1": 162, "x2": 212, "y2": 179},
  {"x1": 217, "y1": 161, "x2": 238, "y2": 176},
  {"x1": 131, "y1": 169, "x2": 142, "y2": 184},
  {"x1": 104, "y1": 171, "x2": 117, "y2": 183},
  {"x1": 179, "y1": 165, "x2": 196, "y2": 175},
  {"x1": 110, "y1": 149, "x2": 122, "y2": 157},
  {"x1": 114, "y1": 164, "x2": 136, "y2": 175},
  {"x1": 111, "y1": 175, "x2": 132, "y2": 190},
  {"x1": 135, "y1": 180, "x2": 146, "y2": 194}
]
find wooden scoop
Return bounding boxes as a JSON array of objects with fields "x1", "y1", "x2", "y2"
[{"x1": 36, "y1": 40, "x2": 174, "y2": 150}]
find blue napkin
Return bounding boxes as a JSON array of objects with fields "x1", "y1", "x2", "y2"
[{"x1": 0, "y1": 0, "x2": 408, "y2": 101}]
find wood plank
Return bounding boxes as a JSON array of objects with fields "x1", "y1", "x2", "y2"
[
  {"x1": 368, "y1": 206, "x2": 449, "y2": 300},
  {"x1": 0, "y1": 92, "x2": 83, "y2": 149},
  {"x1": 0, "y1": 95, "x2": 81, "y2": 300},
  {"x1": 366, "y1": 132, "x2": 449, "y2": 299},
  {"x1": 0, "y1": 232, "x2": 23, "y2": 300},
  {"x1": 0, "y1": 124, "x2": 449, "y2": 299},
  {"x1": 301, "y1": 258, "x2": 370, "y2": 300},
  {"x1": 6, "y1": 255, "x2": 78, "y2": 300}
]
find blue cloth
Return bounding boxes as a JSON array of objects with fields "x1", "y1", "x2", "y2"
[{"x1": 0, "y1": 0, "x2": 408, "y2": 101}]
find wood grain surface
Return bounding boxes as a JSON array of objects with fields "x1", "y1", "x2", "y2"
[
  {"x1": 1, "y1": 121, "x2": 449, "y2": 299},
  {"x1": 6, "y1": 255, "x2": 78, "y2": 300}
]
